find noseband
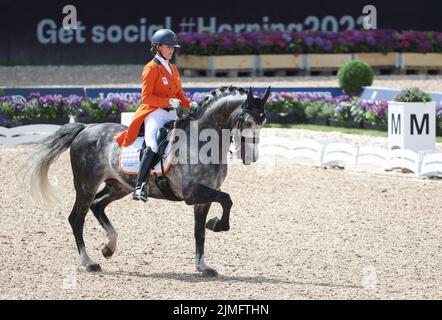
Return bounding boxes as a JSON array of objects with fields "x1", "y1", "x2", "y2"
[{"x1": 231, "y1": 108, "x2": 265, "y2": 146}]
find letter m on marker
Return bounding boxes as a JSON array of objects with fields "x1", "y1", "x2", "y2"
[
  {"x1": 391, "y1": 113, "x2": 401, "y2": 134},
  {"x1": 410, "y1": 114, "x2": 429, "y2": 135}
]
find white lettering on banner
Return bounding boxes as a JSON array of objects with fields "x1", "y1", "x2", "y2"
[
  {"x1": 97, "y1": 92, "x2": 140, "y2": 101},
  {"x1": 37, "y1": 19, "x2": 86, "y2": 44},
  {"x1": 91, "y1": 25, "x2": 106, "y2": 43},
  {"x1": 74, "y1": 22, "x2": 86, "y2": 43},
  {"x1": 36, "y1": 15, "x2": 366, "y2": 45},
  {"x1": 37, "y1": 19, "x2": 57, "y2": 44},
  {"x1": 58, "y1": 27, "x2": 74, "y2": 44},
  {"x1": 107, "y1": 25, "x2": 123, "y2": 43},
  {"x1": 340, "y1": 15, "x2": 355, "y2": 30},
  {"x1": 124, "y1": 25, "x2": 139, "y2": 43},
  {"x1": 197, "y1": 17, "x2": 216, "y2": 33},
  {"x1": 139, "y1": 18, "x2": 147, "y2": 42}
]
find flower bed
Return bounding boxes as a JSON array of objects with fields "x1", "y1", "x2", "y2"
[
  {"x1": 0, "y1": 93, "x2": 140, "y2": 127},
  {"x1": 177, "y1": 30, "x2": 442, "y2": 55},
  {"x1": 176, "y1": 30, "x2": 442, "y2": 73},
  {"x1": 2, "y1": 91, "x2": 442, "y2": 134},
  {"x1": 264, "y1": 92, "x2": 389, "y2": 128}
]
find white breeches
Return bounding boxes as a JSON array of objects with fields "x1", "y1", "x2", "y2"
[{"x1": 144, "y1": 108, "x2": 177, "y2": 153}]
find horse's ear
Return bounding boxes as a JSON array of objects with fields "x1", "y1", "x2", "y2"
[
  {"x1": 262, "y1": 86, "x2": 271, "y2": 104},
  {"x1": 246, "y1": 87, "x2": 254, "y2": 109}
]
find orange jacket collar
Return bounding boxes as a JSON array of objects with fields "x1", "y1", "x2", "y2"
[{"x1": 154, "y1": 58, "x2": 178, "y2": 86}]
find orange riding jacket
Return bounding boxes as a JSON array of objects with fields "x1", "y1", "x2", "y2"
[{"x1": 114, "y1": 58, "x2": 191, "y2": 147}]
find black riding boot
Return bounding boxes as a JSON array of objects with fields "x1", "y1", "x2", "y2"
[{"x1": 133, "y1": 147, "x2": 157, "y2": 202}]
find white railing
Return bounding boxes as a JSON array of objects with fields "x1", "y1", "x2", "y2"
[
  {"x1": 259, "y1": 137, "x2": 442, "y2": 178},
  {"x1": 0, "y1": 125, "x2": 62, "y2": 144},
  {"x1": 2, "y1": 124, "x2": 442, "y2": 178}
]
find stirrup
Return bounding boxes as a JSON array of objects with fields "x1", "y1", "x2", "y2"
[{"x1": 132, "y1": 182, "x2": 148, "y2": 202}]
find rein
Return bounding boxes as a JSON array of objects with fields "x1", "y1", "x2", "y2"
[{"x1": 231, "y1": 107, "x2": 265, "y2": 145}]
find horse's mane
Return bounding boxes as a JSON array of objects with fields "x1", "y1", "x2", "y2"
[{"x1": 190, "y1": 85, "x2": 247, "y2": 119}]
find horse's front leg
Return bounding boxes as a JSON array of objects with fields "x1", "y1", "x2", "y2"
[
  {"x1": 184, "y1": 183, "x2": 232, "y2": 232},
  {"x1": 194, "y1": 203, "x2": 218, "y2": 277}
]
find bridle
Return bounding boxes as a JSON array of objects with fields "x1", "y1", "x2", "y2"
[{"x1": 230, "y1": 106, "x2": 266, "y2": 159}]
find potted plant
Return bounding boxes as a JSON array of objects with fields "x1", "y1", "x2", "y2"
[
  {"x1": 329, "y1": 96, "x2": 364, "y2": 128},
  {"x1": 362, "y1": 100, "x2": 389, "y2": 131},
  {"x1": 18, "y1": 94, "x2": 70, "y2": 125},
  {"x1": 75, "y1": 97, "x2": 123, "y2": 124},
  {"x1": 304, "y1": 101, "x2": 332, "y2": 126},
  {"x1": 388, "y1": 87, "x2": 436, "y2": 152},
  {"x1": 264, "y1": 103, "x2": 278, "y2": 123},
  {"x1": 436, "y1": 106, "x2": 442, "y2": 136},
  {"x1": 337, "y1": 59, "x2": 374, "y2": 96}
]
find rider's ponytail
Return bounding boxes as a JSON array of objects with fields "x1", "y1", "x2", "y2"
[{"x1": 150, "y1": 43, "x2": 159, "y2": 55}]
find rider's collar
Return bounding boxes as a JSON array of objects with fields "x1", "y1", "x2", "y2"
[
  {"x1": 155, "y1": 54, "x2": 172, "y2": 75},
  {"x1": 155, "y1": 54, "x2": 170, "y2": 65}
]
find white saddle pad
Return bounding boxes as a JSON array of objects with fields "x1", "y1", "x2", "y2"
[{"x1": 119, "y1": 136, "x2": 174, "y2": 176}]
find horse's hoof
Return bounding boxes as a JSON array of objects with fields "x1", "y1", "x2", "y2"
[
  {"x1": 202, "y1": 268, "x2": 219, "y2": 278},
  {"x1": 101, "y1": 244, "x2": 114, "y2": 259},
  {"x1": 219, "y1": 223, "x2": 230, "y2": 232},
  {"x1": 86, "y1": 264, "x2": 102, "y2": 272},
  {"x1": 206, "y1": 217, "x2": 220, "y2": 231},
  {"x1": 206, "y1": 217, "x2": 229, "y2": 232}
]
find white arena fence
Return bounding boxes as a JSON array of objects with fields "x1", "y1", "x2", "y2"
[
  {"x1": 2, "y1": 124, "x2": 442, "y2": 178},
  {"x1": 257, "y1": 136, "x2": 442, "y2": 178},
  {"x1": 0, "y1": 124, "x2": 62, "y2": 145}
]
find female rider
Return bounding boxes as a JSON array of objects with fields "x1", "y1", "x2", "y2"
[{"x1": 114, "y1": 29, "x2": 196, "y2": 201}]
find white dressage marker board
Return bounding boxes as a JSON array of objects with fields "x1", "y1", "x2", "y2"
[{"x1": 388, "y1": 101, "x2": 436, "y2": 153}]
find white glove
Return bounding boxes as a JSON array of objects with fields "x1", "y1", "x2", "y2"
[
  {"x1": 169, "y1": 98, "x2": 181, "y2": 109},
  {"x1": 190, "y1": 101, "x2": 198, "y2": 110}
]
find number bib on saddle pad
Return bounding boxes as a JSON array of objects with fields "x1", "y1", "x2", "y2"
[{"x1": 118, "y1": 136, "x2": 175, "y2": 176}]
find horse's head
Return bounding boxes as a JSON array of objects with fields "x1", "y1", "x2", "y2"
[{"x1": 232, "y1": 86, "x2": 270, "y2": 165}]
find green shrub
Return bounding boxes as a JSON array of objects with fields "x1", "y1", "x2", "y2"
[
  {"x1": 289, "y1": 100, "x2": 306, "y2": 118},
  {"x1": 79, "y1": 99, "x2": 104, "y2": 119},
  {"x1": 394, "y1": 87, "x2": 432, "y2": 102},
  {"x1": 338, "y1": 59, "x2": 374, "y2": 95},
  {"x1": 0, "y1": 100, "x2": 16, "y2": 119},
  {"x1": 304, "y1": 102, "x2": 322, "y2": 118},
  {"x1": 305, "y1": 102, "x2": 336, "y2": 119},
  {"x1": 319, "y1": 103, "x2": 335, "y2": 119}
]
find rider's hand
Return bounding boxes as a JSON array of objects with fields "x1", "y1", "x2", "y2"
[
  {"x1": 190, "y1": 101, "x2": 198, "y2": 110},
  {"x1": 169, "y1": 98, "x2": 181, "y2": 109}
]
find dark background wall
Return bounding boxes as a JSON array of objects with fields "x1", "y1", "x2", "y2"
[{"x1": 1, "y1": 0, "x2": 441, "y2": 65}]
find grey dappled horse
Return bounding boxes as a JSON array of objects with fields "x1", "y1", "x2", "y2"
[{"x1": 26, "y1": 86, "x2": 270, "y2": 277}]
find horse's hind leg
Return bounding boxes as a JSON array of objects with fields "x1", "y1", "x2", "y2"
[
  {"x1": 68, "y1": 186, "x2": 101, "y2": 272},
  {"x1": 90, "y1": 179, "x2": 131, "y2": 259},
  {"x1": 194, "y1": 203, "x2": 218, "y2": 277}
]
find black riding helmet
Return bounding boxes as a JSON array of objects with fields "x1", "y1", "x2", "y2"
[{"x1": 151, "y1": 29, "x2": 181, "y2": 48}]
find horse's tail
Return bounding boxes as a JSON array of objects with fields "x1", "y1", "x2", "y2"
[{"x1": 24, "y1": 123, "x2": 87, "y2": 207}]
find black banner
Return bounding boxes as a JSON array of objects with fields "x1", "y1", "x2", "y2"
[{"x1": 1, "y1": 0, "x2": 441, "y2": 65}]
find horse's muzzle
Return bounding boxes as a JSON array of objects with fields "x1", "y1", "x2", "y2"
[{"x1": 241, "y1": 136, "x2": 259, "y2": 165}]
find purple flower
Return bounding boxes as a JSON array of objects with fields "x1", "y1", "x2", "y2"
[
  {"x1": 28, "y1": 92, "x2": 41, "y2": 99},
  {"x1": 176, "y1": 29, "x2": 442, "y2": 55},
  {"x1": 98, "y1": 99, "x2": 112, "y2": 112},
  {"x1": 0, "y1": 95, "x2": 12, "y2": 103},
  {"x1": 0, "y1": 113, "x2": 11, "y2": 126}
]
